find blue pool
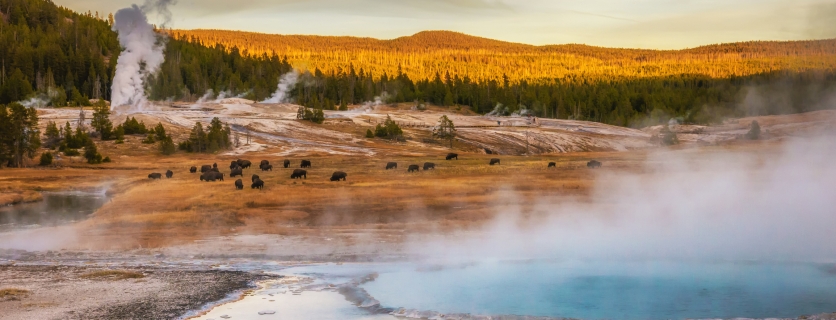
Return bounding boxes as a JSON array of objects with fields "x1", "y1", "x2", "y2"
[{"x1": 360, "y1": 260, "x2": 836, "y2": 319}]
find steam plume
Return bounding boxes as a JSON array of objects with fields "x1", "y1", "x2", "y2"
[
  {"x1": 110, "y1": 0, "x2": 177, "y2": 110},
  {"x1": 261, "y1": 71, "x2": 299, "y2": 103}
]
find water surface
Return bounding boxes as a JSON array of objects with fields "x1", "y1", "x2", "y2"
[{"x1": 0, "y1": 191, "x2": 108, "y2": 231}]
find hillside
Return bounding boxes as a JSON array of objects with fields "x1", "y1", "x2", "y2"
[{"x1": 171, "y1": 29, "x2": 836, "y2": 83}]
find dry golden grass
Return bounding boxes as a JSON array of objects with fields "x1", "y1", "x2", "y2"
[
  {"x1": 0, "y1": 288, "x2": 31, "y2": 301},
  {"x1": 79, "y1": 270, "x2": 145, "y2": 281}
]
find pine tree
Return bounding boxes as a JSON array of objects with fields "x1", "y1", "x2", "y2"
[
  {"x1": 433, "y1": 115, "x2": 457, "y2": 148},
  {"x1": 91, "y1": 101, "x2": 113, "y2": 140}
]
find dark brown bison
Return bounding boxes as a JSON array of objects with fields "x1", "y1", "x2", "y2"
[
  {"x1": 210, "y1": 167, "x2": 220, "y2": 173},
  {"x1": 548, "y1": 162, "x2": 556, "y2": 168},
  {"x1": 300, "y1": 160, "x2": 311, "y2": 168},
  {"x1": 165, "y1": 170, "x2": 173, "y2": 178},
  {"x1": 259, "y1": 160, "x2": 270, "y2": 169},
  {"x1": 235, "y1": 179, "x2": 244, "y2": 190},
  {"x1": 251, "y1": 179, "x2": 264, "y2": 190},
  {"x1": 230, "y1": 161, "x2": 239, "y2": 170},
  {"x1": 489, "y1": 158, "x2": 501, "y2": 165},
  {"x1": 261, "y1": 164, "x2": 273, "y2": 171},
  {"x1": 190, "y1": 166, "x2": 197, "y2": 173},
  {"x1": 446, "y1": 153, "x2": 458, "y2": 160},
  {"x1": 408, "y1": 165, "x2": 420, "y2": 172},
  {"x1": 237, "y1": 159, "x2": 252, "y2": 169},
  {"x1": 201, "y1": 171, "x2": 224, "y2": 182},
  {"x1": 587, "y1": 160, "x2": 602, "y2": 169},
  {"x1": 386, "y1": 162, "x2": 397, "y2": 170},
  {"x1": 423, "y1": 162, "x2": 436, "y2": 170},
  {"x1": 252, "y1": 174, "x2": 260, "y2": 183},
  {"x1": 200, "y1": 165, "x2": 212, "y2": 173},
  {"x1": 212, "y1": 163, "x2": 218, "y2": 169},
  {"x1": 148, "y1": 173, "x2": 162, "y2": 179},
  {"x1": 283, "y1": 160, "x2": 290, "y2": 168},
  {"x1": 330, "y1": 171, "x2": 347, "y2": 181},
  {"x1": 230, "y1": 167, "x2": 243, "y2": 177},
  {"x1": 291, "y1": 169, "x2": 307, "y2": 179}
]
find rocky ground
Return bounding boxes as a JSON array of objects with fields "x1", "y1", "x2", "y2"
[{"x1": 0, "y1": 260, "x2": 277, "y2": 320}]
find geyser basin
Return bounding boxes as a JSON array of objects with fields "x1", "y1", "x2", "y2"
[{"x1": 360, "y1": 260, "x2": 836, "y2": 319}]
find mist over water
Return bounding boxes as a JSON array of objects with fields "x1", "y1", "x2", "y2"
[{"x1": 406, "y1": 135, "x2": 836, "y2": 263}]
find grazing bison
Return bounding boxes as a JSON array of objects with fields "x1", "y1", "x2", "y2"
[
  {"x1": 230, "y1": 168, "x2": 243, "y2": 177},
  {"x1": 237, "y1": 159, "x2": 252, "y2": 169},
  {"x1": 283, "y1": 160, "x2": 290, "y2": 168},
  {"x1": 300, "y1": 160, "x2": 312, "y2": 168},
  {"x1": 330, "y1": 171, "x2": 348, "y2": 181},
  {"x1": 291, "y1": 169, "x2": 307, "y2": 179},
  {"x1": 548, "y1": 162, "x2": 556, "y2": 168},
  {"x1": 446, "y1": 153, "x2": 458, "y2": 160},
  {"x1": 235, "y1": 179, "x2": 244, "y2": 190},
  {"x1": 489, "y1": 158, "x2": 501, "y2": 165},
  {"x1": 251, "y1": 179, "x2": 264, "y2": 190},
  {"x1": 230, "y1": 161, "x2": 239, "y2": 170},
  {"x1": 261, "y1": 164, "x2": 273, "y2": 171},
  {"x1": 423, "y1": 162, "x2": 436, "y2": 170},
  {"x1": 200, "y1": 165, "x2": 212, "y2": 173},
  {"x1": 148, "y1": 173, "x2": 162, "y2": 180},
  {"x1": 587, "y1": 160, "x2": 602, "y2": 169},
  {"x1": 213, "y1": 172, "x2": 225, "y2": 181},
  {"x1": 190, "y1": 166, "x2": 197, "y2": 173},
  {"x1": 385, "y1": 162, "x2": 398, "y2": 170},
  {"x1": 408, "y1": 165, "x2": 420, "y2": 172},
  {"x1": 165, "y1": 170, "x2": 173, "y2": 178},
  {"x1": 259, "y1": 160, "x2": 270, "y2": 169},
  {"x1": 252, "y1": 174, "x2": 260, "y2": 183}
]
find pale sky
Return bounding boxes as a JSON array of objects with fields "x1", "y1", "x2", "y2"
[{"x1": 59, "y1": 0, "x2": 836, "y2": 49}]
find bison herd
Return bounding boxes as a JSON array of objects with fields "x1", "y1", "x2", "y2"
[{"x1": 147, "y1": 155, "x2": 605, "y2": 190}]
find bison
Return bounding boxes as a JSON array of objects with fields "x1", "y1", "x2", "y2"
[
  {"x1": 190, "y1": 166, "x2": 197, "y2": 173},
  {"x1": 210, "y1": 167, "x2": 220, "y2": 173},
  {"x1": 330, "y1": 171, "x2": 347, "y2": 181},
  {"x1": 230, "y1": 168, "x2": 243, "y2": 177},
  {"x1": 423, "y1": 162, "x2": 436, "y2": 170},
  {"x1": 252, "y1": 174, "x2": 260, "y2": 183},
  {"x1": 251, "y1": 179, "x2": 264, "y2": 190},
  {"x1": 261, "y1": 164, "x2": 273, "y2": 171},
  {"x1": 291, "y1": 169, "x2": 307, "y2": 179},
  {"x1": 408, "y1": 165, "x2": 420, "y2": 172},
  {"x1": 446, "y1": 153, "x2": 458, "y2": 160},
  {"x1": 235, "y1": 179, "x2": 244, "y2": 190},
  {"x1": 587, "y1": 160, "x2": 602, "y2": 169},
  {"x1": 165, "y1": 170, "x2": 173, "y2": 178},
  {"x1": 548, "y1": 162, "x2": 556, "y2": 168},
  {"x1": 300, "y1": 160, "x2": 312, "y2": 168},
  {"x1": 386, "y1": 162, "x2": 398, "y2": 170},
  {"x1": 237, "y1": 159, "x2": 252, "y2": 169},
  {"x1": 489, "y1": 158, "x2": 501, "y2": 165},
  {"x1": 213, "y1": 172, "x2": 225, "y2": 181},
  {"x1": 230, "y1": 161, "x2": 239, "y2": 170},
  {"x1": 148, "y1": 173, "x2": 162, "y2": 180},
  {"x1": 200, "y1": 165, "x2": 212, "y2": 173},
  {"x1": 283, "y1": 160, "x2": 291, "y2": 168},
  {"x1": 259, "y1": 160, "x2": 270, "y2": 169}
]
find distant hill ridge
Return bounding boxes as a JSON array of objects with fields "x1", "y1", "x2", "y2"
[{"x1": 170, "y1": 29, "x2": 836, "y2": 82}]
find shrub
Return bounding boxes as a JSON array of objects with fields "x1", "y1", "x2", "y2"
[
  {"x1": 63, "y1": 149, "x2": 80, "y2": 156},
  {"x1": 102, "y1": 156, "x2": 112, "y2": 163},
  {"x1": 39, "y1": 152, "x2": 53, "y2": 166},
  {"x1": 366, "y1": 129, "x2": 374, "y2": 138},
  {"x1": 142, "y1": 134, "x2": 156, "y2": 144}
]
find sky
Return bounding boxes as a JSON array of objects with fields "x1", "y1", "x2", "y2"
[{"x1": 59, "y1": 0, "x2": 836, "y2": 49}]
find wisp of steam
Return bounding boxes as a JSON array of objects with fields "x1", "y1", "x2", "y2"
[
  {"x1": 261, "y1": 71, "x2": 299, "y2": 103},
  {"x1": 110, "y1": 0, "x2": 177, "y2": 110}
]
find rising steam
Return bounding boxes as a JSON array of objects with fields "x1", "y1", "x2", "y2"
[
  {"x1": 261, "y1": 71, "x2": 299, "y2": 103},
  {"x1": 110, "y1": 0, "x2": 177, "y2": 110}
]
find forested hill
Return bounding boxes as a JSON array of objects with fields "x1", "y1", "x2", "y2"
[
  {"x1": 2, "y1": 0, "x2": 836, "y2": 128},
  {"x1": 171, "y1": 29, "x2": 836, "y2": 83}
]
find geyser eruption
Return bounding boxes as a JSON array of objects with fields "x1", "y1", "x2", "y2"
[
  {"x1": 261, "y1": 71, "x2": 299, "y2": 103},
  {"x1": 110, "y1": 0, "x2": 177, "y2": 110}
]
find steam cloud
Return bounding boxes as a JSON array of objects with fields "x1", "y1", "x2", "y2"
[
  {"x1": 407, "y1": 134, "x2": 836, "y2": 263},
  {"x1": 110, "y1": 0, "x2": 177, "y2": 110},
  {"x1": 261, "y1": 71, "x2": 299, "y2": 103}
]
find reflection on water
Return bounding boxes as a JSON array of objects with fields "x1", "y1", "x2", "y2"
[
  {"x1": 361, "y1": 260, "x2": 836, "y2": 320},
  {"x1": 0, "y1": 192, "x2": 108, "y2": 231}
]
